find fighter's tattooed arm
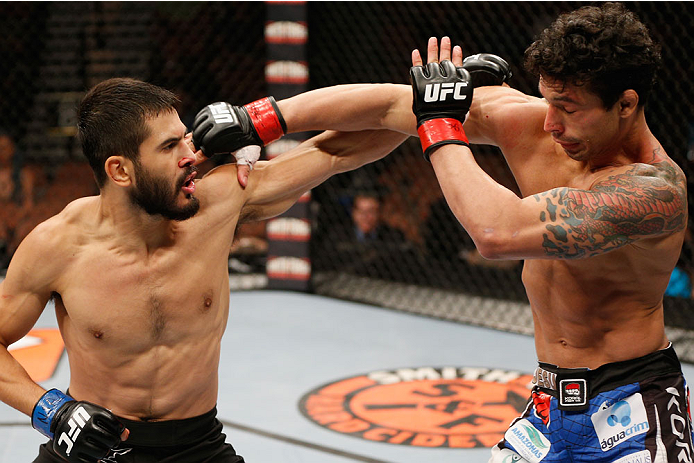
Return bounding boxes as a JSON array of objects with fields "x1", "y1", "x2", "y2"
[{"x1": 534, "y1": 160, "x2": 687, "y2": 259}]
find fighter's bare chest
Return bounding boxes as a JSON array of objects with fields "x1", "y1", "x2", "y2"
[{"x1": 56, "y1": 247, "x2": 226, "y2": 341}]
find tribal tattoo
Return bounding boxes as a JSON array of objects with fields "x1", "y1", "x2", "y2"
[{"x1": 535, "y1": 159, "x2": 687, "y2": 258}]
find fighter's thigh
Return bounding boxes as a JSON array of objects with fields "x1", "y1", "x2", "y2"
[
  {"x1": 488, "y1": 391, "x2": 556, "y2": 463},
  {"x1": 32, "y1": 443, "x2": 67, "y2": 463},
  {"x1": 490, "y1": 415, "x2": 564, "y2": 463},
  {"x1": 488, "y1": 444, "x2": 530, "y2": 462},
  {"x1": 642, "y1": 373, "x2": 694, "y2": 462}
]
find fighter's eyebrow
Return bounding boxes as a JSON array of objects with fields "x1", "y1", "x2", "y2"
[
  {"x1": 538, "y1": 80, "x2": 578, "y2": 104},
  {"x1": 550, "y1": 94, "x2": 578, "y2": 104},
  {"x1": 156, "y1": 133, "x2": 184, "y2": 150}
]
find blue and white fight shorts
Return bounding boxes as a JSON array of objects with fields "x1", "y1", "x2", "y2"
[{"x1": 490, "y1": 343, "x2": 694, "y2": 463}]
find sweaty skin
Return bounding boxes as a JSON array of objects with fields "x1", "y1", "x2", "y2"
[
  {"x1": 275, "y1": 37, "x2": 686, "y2": 370},
  {"x1": 0, "y1": 110, "x2": 406, "y2": 421}
]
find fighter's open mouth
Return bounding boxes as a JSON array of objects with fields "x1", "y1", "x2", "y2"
[{"x1": 182, "y1": 171, "x2": 197, "y2": 194}]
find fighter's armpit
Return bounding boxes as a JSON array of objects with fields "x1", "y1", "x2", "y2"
[{"x1": 536, "y1": 161, "x2": 687, "y2": 259}]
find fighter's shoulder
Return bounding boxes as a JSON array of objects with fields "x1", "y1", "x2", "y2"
[
  {"x1": 475, "y1": 85, "x2": 546, "y2": 111},
  {"x1": 606, "y1": 151, "x2": 686, "y2": 189},
  {"x1": 197, "y1": 162, "x2": 250, "y2": 211},
  {"x1": 33, "y1": 201, "x2": 80, "y2": 237},
  {"x1": 9, "y1": 197, "x2": 95, "y2": 288},
  {"x1": 591, "y1": 156, "x2": 687, "y2": 223},
  {"x1": 650, "y1": 151, "x2": 687, "y2": 188},
  {"x1": 200, "y1": 162, "x2": 237, "y2": 184},
  {"x1": 469, "y1": 86, "x2": 547, "y2": 144},
  {"x1": 33, "y1": 196, "x2": 99, "y2": 244}
]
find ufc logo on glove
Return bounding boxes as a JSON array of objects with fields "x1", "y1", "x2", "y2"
[
  {"x1": 57, "y1": 406, "x2": 91, "y2": 456},
  {"x1": 209, "y1": 102, "x2": 235, "y2": 124},
  {"x1": 424, "y1": 82, "x2": 469, "y2": 102}
]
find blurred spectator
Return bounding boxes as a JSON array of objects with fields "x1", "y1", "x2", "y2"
[
  {"x1": 316, "y1": 192, "x2": 414, "y2": 278},
  {"x1": 0, "y1": 130, "x2": 43, "y2": 268},
  {"x1": 344, "y1": 192, "x2": 407, "y2": 245},
  {"x1": 351, "y1": 193, "x2": 402, "y2": 243},
  {"x1": 11, "y1": 160, "x2": 98, "y2": 264}
]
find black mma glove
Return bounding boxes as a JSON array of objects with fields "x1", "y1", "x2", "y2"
[
  {"x1": 32, "y1": 389, "x2": 125, "y2": 463},
  {"x1": 410, "y1": 60, "x2": 473, "y2": 161},
  {"x1": 192, "y1": 97, "x2": 287, "y2": 157},
  {"x1": 462, "y1": 53, "x2": 512, "y2": 87}
]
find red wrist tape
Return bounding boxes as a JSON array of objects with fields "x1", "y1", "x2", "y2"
[
  {"x1": 243, "y1": 97, "x2": 287, "y2": 145},
  {"x1": 417, "y1": 118, "x2": 469, "y2": 160}
]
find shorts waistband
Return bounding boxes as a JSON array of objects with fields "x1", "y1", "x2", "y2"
[
  {"x1": 117, "y1": 407, "x2": 219, "y2": 447},
  {"x1": 533, "y1": 343, "x2": 682, "y2": 398}
]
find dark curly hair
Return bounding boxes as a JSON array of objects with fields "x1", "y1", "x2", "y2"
[{"x1": 524, "y1": 2, "x2": 661, "y2": 109}]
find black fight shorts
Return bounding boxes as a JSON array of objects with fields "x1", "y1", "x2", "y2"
[{"x1": 33, "y1": 407, "x2": 245, "y2": 463}]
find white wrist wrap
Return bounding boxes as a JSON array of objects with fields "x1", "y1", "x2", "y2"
[{"x1": 233, "y1": 145, "x2": 261, "y2": 170}]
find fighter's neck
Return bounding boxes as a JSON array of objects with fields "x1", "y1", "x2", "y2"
[
  {"x1": 97, "y1": 194, "x2": 178, "y2": 251},
  {"x1": 585, "y1": 112, "x2": 658, "y2": 172}
]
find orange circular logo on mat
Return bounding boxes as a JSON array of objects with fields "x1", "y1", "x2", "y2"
[{"x1": 299, "y1": 367, "x2": 533, "y2": 448}]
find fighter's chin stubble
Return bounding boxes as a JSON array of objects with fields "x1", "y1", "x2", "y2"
[{"x1": 130, "y1": 167, "x2": 200, "y2": 221}]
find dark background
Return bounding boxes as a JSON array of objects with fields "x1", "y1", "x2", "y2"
[{"x1": 1, "y1": 2, "x2": 692, "y2": 356}]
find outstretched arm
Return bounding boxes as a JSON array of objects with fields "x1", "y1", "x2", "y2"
[
  {"x1": 277, "y1": 37, "x2": 541, "y2": 148},
  {"x1": 192, "y1": 87, "x2": 414, "y2": 188},
  {"x1": 192, "y1": 37, "x2": 541, "y2": 188},
  {"x1": 240, "y1": 128, "x2": 408, "y2": 222},
  {"x1": 197, "y1": 125, "x2": 406, "y2": 224},
  {"x1": 277, "y1": 84, "x2": 416, "y2": 136}
]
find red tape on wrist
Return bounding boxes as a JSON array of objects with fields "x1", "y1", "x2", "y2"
[
  {"x1": 418, "y1": 118, "x2": 469, "y2": 155},
  {"x1": 244, "y1": 97, "x2": 286, "y2": 145}
]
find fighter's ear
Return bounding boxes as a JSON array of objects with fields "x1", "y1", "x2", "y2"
[
  {"x1": 617, "y1": 90, "x2": 639, "y2": 118},
  {"x1": 105, "y1": 156, "x2": 134, "y2": 187}
]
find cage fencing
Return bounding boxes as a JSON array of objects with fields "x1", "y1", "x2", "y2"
[{"x1": 1, "y1": 2, "x2": 693, "y2": 360}]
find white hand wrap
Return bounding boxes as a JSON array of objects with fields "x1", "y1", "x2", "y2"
[{"x1": 233, "y1": 145, "x2": 261, "y2": 170}]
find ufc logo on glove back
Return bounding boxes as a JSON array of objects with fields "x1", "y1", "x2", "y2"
[
  {"x1": 209, "y1": 102, "x2": 235, "y2": 124},
  {"x1": 57, "y1": 406, "x2": 91, "y2": 456},
  {"x1": 424, "y1": 82, "x2": 469, "y2": 102}
]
